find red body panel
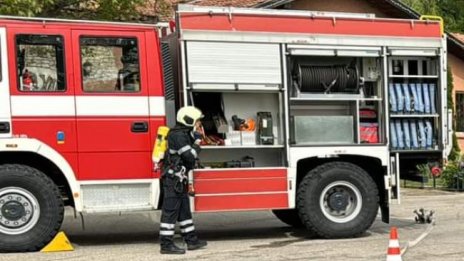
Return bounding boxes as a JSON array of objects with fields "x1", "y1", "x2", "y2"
[
  {"x1": 193, "y1": 168, "x2": 288, "y2": 211},
  {"x1": 179, "y1": 14, "x2": 441, "y2": 38},
  {"x1": 12, "y1": 117, "x2": 77, "y2": 152},
  {"x1": 76, "y1": 117, "x2": 151, "y2": 152},
  {"x1": 78, "y1": 151, "x2": 153, "y2": 180},
  {"x1": 195, "y1": 193, "x2": 288, "y2": 212}
]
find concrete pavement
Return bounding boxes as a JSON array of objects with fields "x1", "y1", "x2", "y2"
[{"x1": 2, "y1": 188, "x2": 464, "y2": 260}]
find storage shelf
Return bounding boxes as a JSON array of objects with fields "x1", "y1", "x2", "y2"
[
  {"x1": 202, "y1": 145, "x2": 284, "y2": 149},
  {"x1": 390, "y1": 149, "x2": 441, "y2": 153},
  {"x1": 187, "y1": 87, "x2": 284, "y2": 93},
  {"x1": 290, "y1": 97, "x2": 382, "y2": 102},
  {"x1": 388, "y1": 75, "x2": 438, "y2": 79},
  {"x1": 390, "y1": 114, "x2": 439, "y2": 118}
]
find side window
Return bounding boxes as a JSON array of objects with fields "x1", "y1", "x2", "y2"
[
  {"x1": 16, "y1": 34, "x2": 65, "y2": 91},
  {"x1": 80, "y1": 37, "x2": 140, "y2": 92}
]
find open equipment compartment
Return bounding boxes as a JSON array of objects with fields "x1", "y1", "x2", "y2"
[
  {"x1": 286, "y1": 46, "x2": 385, "y2": 146},
  {"x1": 387, "y1": 55, "x2": 442, "y2": 152},
  {"x1": 183, "y1": 40, "x2": 287, "y2": 169},
  {"x1": 190, "y1": 91, "x2": 286, "y2": 168}
]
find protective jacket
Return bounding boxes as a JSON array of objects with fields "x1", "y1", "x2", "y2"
[{"x1": 165, "y1": 124, "x2": 200, "y2": 172}]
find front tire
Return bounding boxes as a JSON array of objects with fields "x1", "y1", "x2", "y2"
[
  {"x1": 0, "y1": 164, "x2": 64, "y2": 252},
  {"x1": 296, "y1": 162, "x2": 378, "y2": 238}
]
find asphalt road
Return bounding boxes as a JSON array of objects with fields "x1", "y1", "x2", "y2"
[{"x1": 2, "y1": 188, "x2": 464, "y2": 261}]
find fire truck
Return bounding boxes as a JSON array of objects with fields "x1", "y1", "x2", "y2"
[{"x1": 0, "y1": 5, "x2": 451, "y2": 252}]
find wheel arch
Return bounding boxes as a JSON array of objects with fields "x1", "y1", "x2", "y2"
[{"x1": 0, "y1": 138, "x2": 80, "y2": 210}]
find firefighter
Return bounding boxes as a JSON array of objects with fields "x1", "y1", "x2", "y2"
[{"x1": 159, "y1": 106, "x2": 207, "y2": 254}]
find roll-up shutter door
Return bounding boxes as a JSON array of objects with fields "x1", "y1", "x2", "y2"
[{"x1": 186, "y1": 41, "x2": 282, "y2": 85}]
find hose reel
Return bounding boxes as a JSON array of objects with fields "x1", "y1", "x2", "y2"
[{"x1": 294, "y1": 64, "x2": 361, "y2": 94}]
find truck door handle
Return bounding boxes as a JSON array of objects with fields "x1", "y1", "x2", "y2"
[
  {"x1": 0, "y1": 122, "x2": 10, "y2": 133},
  {"x1": 131, "y1": 121, "x2": 148, "y2": 133}
]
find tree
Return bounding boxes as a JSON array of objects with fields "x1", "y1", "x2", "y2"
[
  {"x1": 448, "y1": 67, "x2": 461, "y2": 160},
  {"x1": 0, "y1": 0, "x2": 163, "y2": 21},
  {"x1": 401, "y1": 0, "x2": 464, "y2": 33}
]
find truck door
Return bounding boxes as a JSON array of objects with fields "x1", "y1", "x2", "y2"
[
  {"x1": 7, "y1": 27, "x2": 78, "y2": 171},
  {"x1": 71, "y1": 30, "x2": 152, "y2": 180},
  {"x1": 0, "y1": 27, "x2": 11, "y2": 138}
]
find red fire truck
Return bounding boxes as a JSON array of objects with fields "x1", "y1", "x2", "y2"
[{"x1": 0, "y1": 5, "x2": 451, "y2": 252}]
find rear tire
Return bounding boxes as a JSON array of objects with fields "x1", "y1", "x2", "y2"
[
  {"x1": 272, "y1": 209, "x2": 304, "y2": 228},
  {"x1": 296, "y1": 162, "x2": 378, "y2": 238},
  {"x1": 0, "y1": 164, "x2": 64, "y2": 252}
]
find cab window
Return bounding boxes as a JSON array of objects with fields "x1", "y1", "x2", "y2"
[
  {"x1": 80, "y1": 37, "x2": 140, "y2": 93},
  {"x1": 16, "y1": 34, "x2": 66, "y2": 91}
]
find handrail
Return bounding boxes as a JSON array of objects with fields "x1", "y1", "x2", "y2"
[{"x1": 420, "y1": 15, "x2": 444, "y2": 36}]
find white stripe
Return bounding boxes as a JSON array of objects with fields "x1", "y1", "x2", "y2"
[
  {"x1": 386, "y1": 255, "x2": 402, "y2": 261},
  {"x1": 179, "y1": 219, "x2": 193, "y2": 226},
  {"x1": 160, "y1": 230, "x2": 175, "y2": 236},
  {"x1": 149, "y1": 96, "x2": 165, "y2": 116},
  {"x1": 160, "y1": 223, "x2": 175, "y2": 229},
  {"x1": 191, "y1": 148, "x2": 198, "y2": 158},
  {"x1": 11, "y1": 96, "x2": 75, "y2": 117},
  {"x1": 10, "y1": 96, "x2": 167, "y2": 117},
  {"x1": 76, "y1": 96, "x2": 149, "y2": 116},
  {"x1": 178, "y1": 145, "x2": 192, "y2": 155},
  {"x1": 389, "y1": 240, "x2": 400, "y2": 248},
  {"x1": 181, "y1": 226, "x2": 195, "y2": 233}
]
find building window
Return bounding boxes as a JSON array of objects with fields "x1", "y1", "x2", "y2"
[
  {"x1": 457, "y1": 92, "x2": 464, "y2": 132},
  {"x1": 16, "y1": 34, "x2": 66, "y2": 91},
  {"x1": 80, "y1": 37, "x2": 140, "y2": 93}
]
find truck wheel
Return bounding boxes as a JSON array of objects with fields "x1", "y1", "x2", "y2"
[
  {"x1": 272, "y1": 209, "x2": 304, "y2": 228},
  {"x1": 296, "y1": 162, "x2": 378, "y2": 238},
  {"x1": 0, "y1": 164, "x2": 64, "y2": 252}
]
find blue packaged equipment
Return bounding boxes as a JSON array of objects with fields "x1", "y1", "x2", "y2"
[
  {"x1": 416, "y1": 83, "x2": 425, "y2": 113},
  {"x1": 389, "y1": 83, "x2": 397, "y2": 112},
  {"x1": 402, "y1": 119, "x2": 411, "y2": 149},
  {"x1": 395, "y1": 83, "x2": 404, "y2": 112},
  {"x1": 430, "y1": 83, "x2": 436, "y2": 114},
  {"x1": 395, "y1": 120, "x2": 404, "y2": 149},
  {"x1": 425, "y1": 120, "x2": 433, "y2": 148},
  {"x1": 402, "y1": 83, "x2": 411, "y2": 113},
  {"x1": 418, "y1": 120, "x2": 426, "y2": 148},
  {"x1": 423, "y1": 83, "x2": 431, "y2": 114},
  {"x1": 410, "y1": 83, "x2": 419, "y2": 113},
  {"x1": 410, "y1": 120, "x2": 419, "y2": 149},
  {"x1": 390, "y1": 122, "x2": 398, "y2": 148}
]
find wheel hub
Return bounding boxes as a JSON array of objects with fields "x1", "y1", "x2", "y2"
[
  {"x1": 2, "y1": 201, "x2": 26, "y2": 221},
  {"x1": 320, "y1": 181, "x2": 362, "y2": 223},
  {"x1": 327, "y1": 191, "x2": 349, "y2": 211},
  {"x1": 0, "y1": 187, "x2": 39, "y2": 234}
]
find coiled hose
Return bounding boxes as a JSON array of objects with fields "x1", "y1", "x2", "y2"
[{"x1": 295, "y1": 64, "x2": 360, "y2": 93}]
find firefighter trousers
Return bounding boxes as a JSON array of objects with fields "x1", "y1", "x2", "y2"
[{"x1": 159, "y1": 175, "x2": 198, "y2": 247}]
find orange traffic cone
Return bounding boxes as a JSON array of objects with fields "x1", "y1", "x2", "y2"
[{"x1": 386, "y1": 227, "x2": 402, "y2": 261}]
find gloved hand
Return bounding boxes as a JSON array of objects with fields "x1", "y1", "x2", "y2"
[{"x1": 193, "y1": 131, "x2": 202, "y2": 145}]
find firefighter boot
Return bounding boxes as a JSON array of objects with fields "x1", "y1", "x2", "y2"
[
  {"x1": 160, "y1": 243, "x2": 186, "y2": 255},
  {"x1": 187, "y1": 239, "x2": 208, "y2": 251}
]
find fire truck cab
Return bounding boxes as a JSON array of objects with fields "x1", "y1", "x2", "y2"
[{"x1": 0, "y1": 5, "x2": 450, "y2": 252}]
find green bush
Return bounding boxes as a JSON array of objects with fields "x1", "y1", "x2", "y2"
[{"x1": 441, "y1": 160, "x2": 463, "y2": 189}]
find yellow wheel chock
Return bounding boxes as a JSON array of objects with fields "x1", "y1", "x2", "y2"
[{"x1": 40, "y1": 231, "x2": 74, "y2": 252}]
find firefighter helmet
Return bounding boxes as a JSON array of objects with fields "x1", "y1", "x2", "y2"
[{"x1": 176, "y1": 106, "x2": 203, "y2": 127}]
